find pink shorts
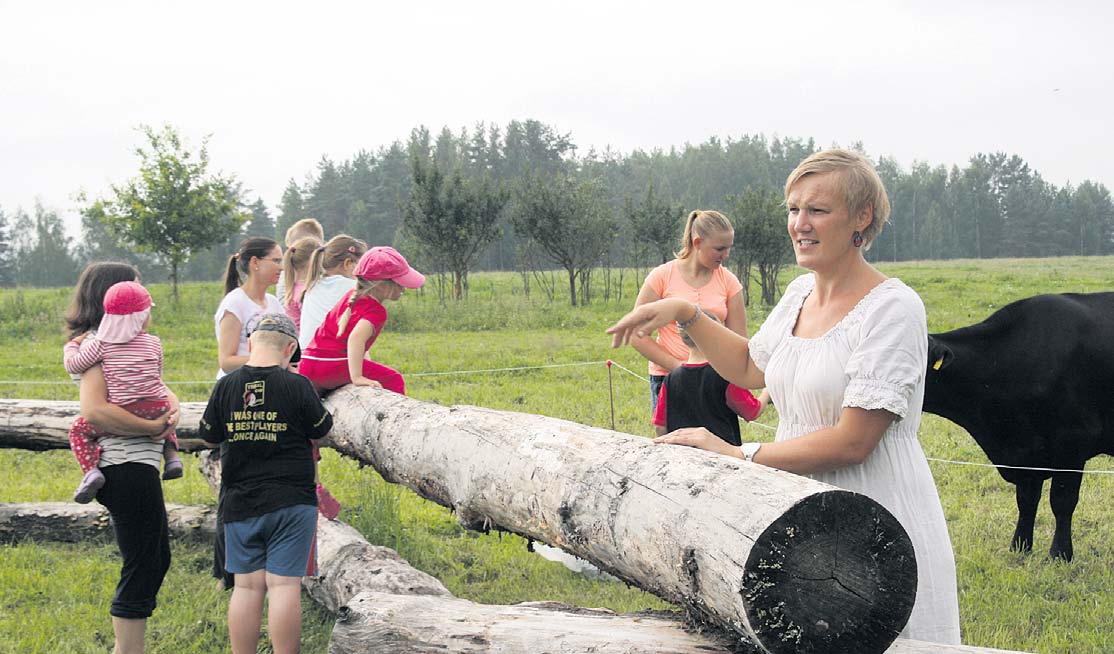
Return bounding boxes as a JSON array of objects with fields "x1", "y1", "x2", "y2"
[{"x1": 298, "y1": 357, "x2": 405, "y2": 395}]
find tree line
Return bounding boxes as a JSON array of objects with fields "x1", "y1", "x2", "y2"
[{"x1": 0, "y1": 121, "x2": 1110, "y2": 305}]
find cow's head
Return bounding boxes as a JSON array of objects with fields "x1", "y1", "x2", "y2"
[{"x1": 927, "y1": 335, "x2": 953, "y2": 372}]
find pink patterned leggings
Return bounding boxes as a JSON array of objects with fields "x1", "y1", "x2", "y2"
[{"x1": 69, "y1": 398, "x2": 178, "y2": 473}]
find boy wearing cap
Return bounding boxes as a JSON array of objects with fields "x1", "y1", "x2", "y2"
[
  {"x1": 199, "y1": 313, "x2": 333, "y2": 654},
  {"x1": 299, "y1": 246, "x2": 424, "y2": 394}
]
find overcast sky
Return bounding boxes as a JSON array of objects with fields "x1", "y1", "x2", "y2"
[{"x1": 2, "y1": 0, "x2": 1112, "y2": 235}]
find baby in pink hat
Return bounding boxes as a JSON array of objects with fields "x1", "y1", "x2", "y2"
[
  {"x1": 64, "y1": 281, "x2": 183, "y2": 502},
  {"x1": 299, "y1": 246, "x2": 424, "y2": 394}
]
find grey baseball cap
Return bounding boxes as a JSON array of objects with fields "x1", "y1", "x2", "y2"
[{"x1": 250, "y1": 312, "x2": 301, "y2": 363}]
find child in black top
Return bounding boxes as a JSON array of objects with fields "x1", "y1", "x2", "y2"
[
  {"x1": 199, "y1": 313, "x2": 333, "y2": 654},
  {"x1": 652, "y1": 314, "x2": 765, "y2": 445}
]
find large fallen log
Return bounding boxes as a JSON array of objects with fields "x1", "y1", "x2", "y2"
[
  {"x1": 0, "y1": 399, "x2": 209, "y2": 451},
  {"x1": 203, "y1": 456, "x2": 1028, "y2": 654},
  {"x1": 3, "y1": 395, "x2": 918, "y2": 653},
  {"x1": 318, "y1": 387, "x2": 917, "y2": 654},
  {"x1": 0, "y1": 502, "x2": 216, "y2": 543},
  {"x1": 3, "y1": 399, "x2": 1032, "y2": 654}
]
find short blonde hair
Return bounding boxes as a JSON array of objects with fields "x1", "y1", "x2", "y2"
[
  {"x1": 250, "y1": 329, "x2": 296, "y2": 354},
  {"x1": 676, "y1": 210, "x2": 733, "y2": 260},
  {"x1": 784, "y1": 149, "x2": 891, "y2": 249},
  {"x1": 285, "y1": 218, "x2": 324, "y2": 247}
]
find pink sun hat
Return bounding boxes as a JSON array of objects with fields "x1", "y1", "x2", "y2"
[
  {"x1": 98, "y1": 281, "x2": 153, "y2": 343},
  {"x1": 354, "y1": 246, "x2": 425, "y2": 288}
]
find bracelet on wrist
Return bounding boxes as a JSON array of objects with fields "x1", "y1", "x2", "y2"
[
  {"x1": 676, "y1": 303, "x2": 703, "y2": 331},
  {"x1": 740, "y1": 442, "x2": 762, "y2": 462}
]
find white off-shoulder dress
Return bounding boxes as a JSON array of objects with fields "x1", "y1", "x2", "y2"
[{"x1": 748, "y1": 274, "x2": 961, "y2": 644}]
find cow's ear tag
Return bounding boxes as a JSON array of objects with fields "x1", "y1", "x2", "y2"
[{"x1": 932, "y1": 357, "x2": 944, "y2": 371}]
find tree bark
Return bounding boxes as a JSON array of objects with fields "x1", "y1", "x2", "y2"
[
  {"x1": 0, "y1": 502, "x2": 216, "y2": 543},
  {"x1": 319, "y1": 387, "x2": 918, "y2": 654},
  {"x1": 0, "y1": 399, "x2": 208, "y2": 452},
  {"x1": 330, "y1": 592, "x2": 1025, "y2": 654}
]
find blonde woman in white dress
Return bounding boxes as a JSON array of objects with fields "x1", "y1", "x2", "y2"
[{"x1": 607, "y1": 149, "x2": 961, "y2": 644}]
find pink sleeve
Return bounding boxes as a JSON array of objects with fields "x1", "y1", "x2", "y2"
[
  {"x1": 651, "y1": 385, "x2": 667, "y2": 426},
  {"x1": 63, "y1": 338, "x2": 104, "y2": 375},
  {"x1": 720, "y1": 267, "x2": 743, "y2": 299},
  {"x1": 726, "y1": 384, "x2": 762, "y2": 422},
  {"x1": 642, "y1": 263, "x2": 669, "y2": 298},
  {"x1": 355, "y1": 299, "x2": 388, "y2": 331}
]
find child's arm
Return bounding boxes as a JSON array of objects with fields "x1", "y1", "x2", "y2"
[
  {"x1": 347, "y1": 318, "x2": 382, "y2": 388},
  {"x1": 726, "y1": 384, "x2": 764, "y2": 422},
  {"x1": 651, "y1": 384, "x2": 668, "y2": 435},
  {"x1": 63, "y1": 334, "x2": 104, "y2": 375}
]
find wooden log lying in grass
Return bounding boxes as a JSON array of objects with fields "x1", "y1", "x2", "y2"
[
  {"x1": 0, "y1": 502, "x2": 216, "y2": 543},
  {"x1": 8, "y1": 456, "x2": 1029, "y2": 653},
  {"x1": 0, "y1": 399, "x2": 208, "y2": 451},
  {"x1": 319, "y1": 386, "x2": 918, "y2": 654},
  {"x1": 330, "y1": 592, "x2": 1028, "y2": 654}
]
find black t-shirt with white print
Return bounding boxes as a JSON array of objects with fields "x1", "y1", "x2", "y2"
[{"x1": 200, "y1": 365, "x2": 333, "y2": 523}]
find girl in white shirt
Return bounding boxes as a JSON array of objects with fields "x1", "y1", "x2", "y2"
[
  {"x1": 298, "y1": 235, "x2": 367, "y2": 350},
  {"x1": 215, "y1": 237, "x2": 284, "y2": 379}
]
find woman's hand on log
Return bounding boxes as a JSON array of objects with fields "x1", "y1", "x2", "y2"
[
  {"x1": 352, "y1": 377, "x2": 383, "y2": 389},
  {"x1": 654, "y1": 427, "x2": 741, "y2": 458},
  {"x1": 607, "y1": 298, "x2": 689, "y2": 348}
]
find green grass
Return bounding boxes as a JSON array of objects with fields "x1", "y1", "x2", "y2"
[{"x1": 2, "y1": 257, "x2": 1114, "y2": 653}]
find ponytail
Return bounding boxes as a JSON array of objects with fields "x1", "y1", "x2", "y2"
[
  {"x1": 675, "y1": 209, "x2": 732, "y2": 260},
  {"x1": 304, "y1": 234, "x2": 367, "y2": 298},
  {"x1": 222, "y1": 254, "x2": 241, "y2": 295},
  {"x1": 283, "y1": 236, "x2": 322, "y2": 305}
]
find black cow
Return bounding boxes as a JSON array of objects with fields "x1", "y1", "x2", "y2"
[{"x1": 923, "y1": 292, "x2": 1114, "y2": 561}]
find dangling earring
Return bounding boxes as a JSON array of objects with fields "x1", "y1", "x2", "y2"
[{"x1": 852, "y1": 231, "x2": 864, "y2": 248}]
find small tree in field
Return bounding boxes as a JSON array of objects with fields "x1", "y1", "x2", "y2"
[
  {"x1": 732, "y1": 186, "x2": 792, "y2": 305},
  {"x1": 403, "y1": 153, "x2": 507, "y2": 301},
  {"x1": 624, "y1": 183, "x2": 684, "y2": 266},
  {"x1": 511, "y1": 175, "x2": 617, "y2": 307},
  {"x1": 95, "y1": 125, "x2": 247, "y2": 299}
]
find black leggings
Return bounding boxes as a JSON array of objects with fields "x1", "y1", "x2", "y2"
[{"x1": 97, "y1": 463, "x2": 171, "y2": 619}]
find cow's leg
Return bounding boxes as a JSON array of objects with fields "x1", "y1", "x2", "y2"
[
  {"x1": 1010, "y1": 478, "x2": 1042, "y2": 554},
  {"x1": 1048, "y1": 471, "x2": 1083, "y2": 562}
]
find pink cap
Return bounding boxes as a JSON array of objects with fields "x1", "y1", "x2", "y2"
[
  {"x1": 103, "y1": 281, "x2": 153, "y2": 315},
  {"x1": 354, "y1": 246, "x2": 425, "y2": 288}
]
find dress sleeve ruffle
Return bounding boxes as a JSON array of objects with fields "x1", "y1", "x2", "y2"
[{"x1": 841, "y1": 283, "x2": 927, "y2": 420}]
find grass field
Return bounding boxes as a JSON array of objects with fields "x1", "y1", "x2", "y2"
[{"x1": 2, "y1": 257, "x2": 1113, "y2": 653}]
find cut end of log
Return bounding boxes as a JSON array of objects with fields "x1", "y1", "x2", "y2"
[{"x1": 741, "y1": 490, "x2": 917, "y2": 654}]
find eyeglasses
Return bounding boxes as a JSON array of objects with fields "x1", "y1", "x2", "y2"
[{"x1": 264, "y1": 257, "x2": 283, "y2": 265}]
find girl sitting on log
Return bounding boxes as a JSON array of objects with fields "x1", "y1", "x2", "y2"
[
  {"x1": 299, "y1": 246, "x2": 424, "y2": 394},
  {"x1": 64, "y1": 281, "x2": 183, "y2": 503},
  {"x1": 297, "y1": 235, "x2": 367, "y2": 350},
  {"x1": 279, "y1": 235, "x2": 323, "y2": 331}
]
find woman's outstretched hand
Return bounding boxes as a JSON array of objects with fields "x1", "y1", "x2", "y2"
[
  {"x1": 606, "y1": 298, "x2": 689, "y2": 348},
  {"x1": 653, "y1": 427, "x2": 741, "y2": 458}
]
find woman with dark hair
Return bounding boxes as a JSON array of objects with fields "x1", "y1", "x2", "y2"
[
  {"x1": 215, "y1": 237, "x2": 284, "y2": 378},
  {"x1": 65, "y1": 261, "x2": 178, "y2": 654}
]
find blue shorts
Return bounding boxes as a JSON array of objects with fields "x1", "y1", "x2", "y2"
[{"x1": 224, "y1": 504, "x2": 318, "y2": 577}]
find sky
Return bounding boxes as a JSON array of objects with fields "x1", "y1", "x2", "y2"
[{"x1": 2, "y1": 0, "x2": 1112, "y2": 237}]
